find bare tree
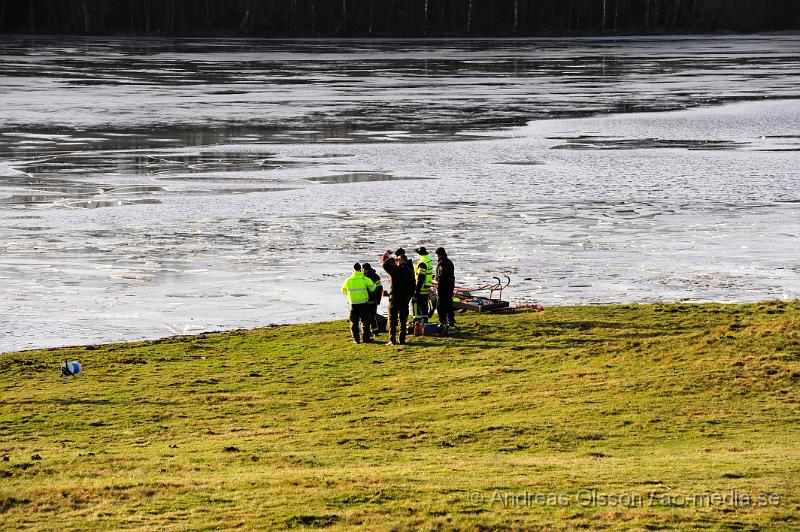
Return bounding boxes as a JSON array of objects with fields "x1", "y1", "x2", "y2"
[
  {"x1": 237, "y1": 0, "x2": 253, "y2": 32},
  {"x1": 5, "y1": 0, "x2": 795, "y2": 38},
  {"x1": 82, "y1": 0, "x2": 89, "y2": 32},
  {"x1": 168, "y1": 0, "x2": 175, "y2": 33},
  {"x1": 48, "y1": 0, "x2": 59, "y2": 30}
]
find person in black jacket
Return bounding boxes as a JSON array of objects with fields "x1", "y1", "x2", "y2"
[
  {"x1": 435, "y1": 247, "x2": 456, "y2": 327},
  {"x1": 381, "y1": 248, "x2": 415, "y2": 345},
  {"x1": 362, "y1": 263, "x2": 382, "y2": 335}
]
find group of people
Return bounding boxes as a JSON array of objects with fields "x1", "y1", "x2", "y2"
[{"x1": 341, "y1": 246, "x2": 455, "y2": 345}]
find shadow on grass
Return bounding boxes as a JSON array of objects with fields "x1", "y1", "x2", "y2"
[
  {"x1": 532, "y1": 320, "x2": 691, "y2": 338},
  {"x1": 8, "y1": 397, "x2": 114, "y2": 406},
  {"x1": 535, "y1": 320, "x2": 656, "y2": 330}
]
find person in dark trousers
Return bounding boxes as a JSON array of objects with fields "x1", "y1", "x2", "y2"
[
  {"x1": 361, "y1": 262, "x2": 382, "y2": 335},
  {"x1": 412, "y1": 261, "x2": 430, "y2": 326},
  {"x1": 401, "y1": 249, "x2": 419, "y2": 333},
  {"x1": 435, "y1": 247, "x2": 456, "y2": 327},
  {"x1": 382, "y1": 248, "x2": 415, "y2": 345},
  {"x1": 341, "y1": 262, "x2": 377, "y2": 344}
]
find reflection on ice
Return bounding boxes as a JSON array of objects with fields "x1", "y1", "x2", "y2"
[
  {"x1": 548, "y1": 137, "x2": 748, "y2": 150},
  {"x1": 0, "y1": 194, "x2": 59, "y2": 206},
  {"x1": 493, "y1": 160, "x2": 545, "y2": 165},
  {"x1": 65, "y1": 198, "x2": 162, "y2": 209},
  {"x1": 304, "y1": 172, "x2": 429, "y2": 184},
  {"x1": 3, "y1": 35, "x2": 800, "y2": 133}
]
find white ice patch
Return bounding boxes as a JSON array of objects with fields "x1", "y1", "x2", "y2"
[{"x1": 0, "y1": 164, "x2": 29, "y2": 177}]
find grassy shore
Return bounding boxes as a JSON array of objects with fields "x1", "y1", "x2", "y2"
[{"x1": 1, "y1": 302, "x2": 799, "y2": 529}]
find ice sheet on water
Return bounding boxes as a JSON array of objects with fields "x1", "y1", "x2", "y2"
[
  {"x1": 1, "y1": 37, "x2": 799, "y2": 351},
  {"x1": 2, "y1": 97, "x2": 798, "y2": 351},
  {"x1": 2, "y1": 35, "x2": 800, "y2": 132}
]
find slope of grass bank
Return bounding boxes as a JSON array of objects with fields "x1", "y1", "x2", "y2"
[{"x1": 1, "y1": 302, "x2": 799, "y2": 529}]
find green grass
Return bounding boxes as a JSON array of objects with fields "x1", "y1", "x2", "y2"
[{"x1": 1, "y1": 301, "x2": 799, "y2": 530}]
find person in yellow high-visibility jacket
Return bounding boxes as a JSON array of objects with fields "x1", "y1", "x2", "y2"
[
  {"x1": 412, "y1": 261, "x2": 431, "y2": 326},
  {"x1": 341, "y1": 262, "x2": 377, "y2": 344},
  {"x1": 414, "y1": 246, "x2": 434, "y2": 289},
  {"x1": 412, "y1": 247, "x2": 434, "y2": 329}
]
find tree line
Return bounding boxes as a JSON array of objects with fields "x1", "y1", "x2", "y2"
[{"x1": 2, "y1": 0, "x2": 798, "y2": 37}]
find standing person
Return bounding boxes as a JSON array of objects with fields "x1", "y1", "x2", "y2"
[
  {"x1": 361, "y1": 263, "x2": 382, "y2": 335},
  {"x1": 412, "y1": 261, "x2": 431, "y2": 327},
  {"x1": 400, "y1": 249, "x2": 418, "y2": 334},
  {"x1": 341, "y1": 262, "x2": 377, "y2": 344},
  {"x1": 382, "y1": 248, "x2": 415, "y2": 345},
  {"x1": 414, "y1": 247, "x2": 434, "y2": 326},
  {"x1": 435, "y1": 247, "x2": 456, "y2": 328}
]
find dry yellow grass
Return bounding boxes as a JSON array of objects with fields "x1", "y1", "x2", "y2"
[{"x1": 1, "y1": 301, "x2": 799, "y2": 529}]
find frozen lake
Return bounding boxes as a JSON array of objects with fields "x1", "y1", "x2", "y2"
[{"x1": 1, "y1": 35, "x2": 799, "y2": 352}]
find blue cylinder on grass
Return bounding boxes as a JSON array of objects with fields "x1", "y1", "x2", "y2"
[{"x1": 61, "y1": 361, "x2": 82, "y2": 376}]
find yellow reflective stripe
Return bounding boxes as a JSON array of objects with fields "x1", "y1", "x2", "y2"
[
  {"x1": 416, "y1": 257, "x2": 433, "y2": 287},
  {"x1": 418, "y1": 255, "x2": 433, "y2": 288}
]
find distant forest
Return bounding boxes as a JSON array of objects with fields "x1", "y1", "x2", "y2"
[{"x1": 2, "y1": 0, "x2": 799, "y2": 37}]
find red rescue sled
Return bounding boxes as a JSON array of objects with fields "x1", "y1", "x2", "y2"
[{"x1": 429, "y1": 276, "x2": 544, "y2": 315}]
